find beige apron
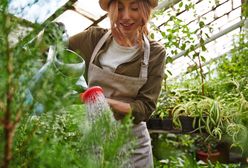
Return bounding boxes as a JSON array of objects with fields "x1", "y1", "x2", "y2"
[{"x1": 87, "y1": 30, "x2": 153, "y2": 168}]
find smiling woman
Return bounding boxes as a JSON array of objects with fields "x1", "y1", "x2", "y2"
[
  {"x1": 106, "y1": 0, "x2": 157, "y2": 47},
  {"x1": 68, "y1": 1, "x2": 165, "y2": 167}
]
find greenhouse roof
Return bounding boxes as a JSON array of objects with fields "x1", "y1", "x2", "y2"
[{"x1": 8, "y1": 0, "x2": 246, "y2": 78}]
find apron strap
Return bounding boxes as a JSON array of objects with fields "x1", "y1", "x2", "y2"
[
  {"x1": 140, "y1": 35, "x2": 150, "y2": 78},
  {"x1": 90, "y1": 30, "x2": 112, "y2": 64},
  {"x1": 90, "y1": 30, "x2": 150, "y2": 79}
]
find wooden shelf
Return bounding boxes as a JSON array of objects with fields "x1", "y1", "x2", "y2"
[{"x1": 148, "y1": 129, "x2": 182, "y2": 134}]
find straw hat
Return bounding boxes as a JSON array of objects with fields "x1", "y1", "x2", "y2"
[{"x1": 99, "y1": 0, "x2": 158, "y2": 11}]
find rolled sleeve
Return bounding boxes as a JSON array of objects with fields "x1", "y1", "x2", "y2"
[{"x1": 130, "y1": 43, "x2": 165, "y2": 124}]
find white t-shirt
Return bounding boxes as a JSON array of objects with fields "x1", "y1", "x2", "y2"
[{"x1": 99, "y1": 39, "x2": 139, "y2": 72}]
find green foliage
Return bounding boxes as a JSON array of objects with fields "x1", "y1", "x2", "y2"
[
  {"x1": 217, "y1": 33, "x2": 248, "y2": 79},
  {"x1": 164, "y1": 30, "x2": 248, "y2": 157},
  {"x1": 152, "y1": 134, "x2": 195, "y2": 161},
  {"x1": 12, "y1": 105, "x2": 84, "y2": 167},
  {"x1": 1, "y1": 1, "x2": 134, "y2": 167},
  {"x1": 151, "y1": 0, "x2": 211, "y2": 85},
  {"x1": 12, "y1": 106, "x2": 134, "y2": 168}
]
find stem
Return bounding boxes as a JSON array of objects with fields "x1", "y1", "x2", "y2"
[
  {"x1": 197, "y1": 53, "x2": 205, "y2": 96},
  {"x1": 0, "y1": 118, "x2": 3, "y2": 125},
  {"x1": 2, "y1": 13, "x2": 15, "y2": 168},
  {"x1": 2, "y1": 53, "x2": 13, "y2": 168}
]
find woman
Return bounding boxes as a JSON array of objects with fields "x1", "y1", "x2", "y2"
[{"x1": 69, "y1": 0, "x2": 165, "y2": 167}]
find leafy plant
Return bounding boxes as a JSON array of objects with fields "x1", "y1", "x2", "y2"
[
  {"x1": 0, "y1": 1, "x2": 135, "y2": 168},
  {"x1": 155, "y1": 89, "x2": 178, "y2": 119},
  {"x1": 201, "y1": 138, "x2": 219, "y2": 152}
]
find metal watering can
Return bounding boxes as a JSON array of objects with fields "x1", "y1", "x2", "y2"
[
  {"x1": 29, "y1": 45, "x2": 88, "y2": 91},
  {"x1": 25, "y1": 43, "x2": 88, "y2": 115}
]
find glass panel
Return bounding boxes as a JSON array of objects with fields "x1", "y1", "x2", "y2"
[
  {"x1": 75, "y1": 0, "x2": 106, "y2": 20},
  {"x1": 8, "y1": 0, "x2": 68, "y2": 23},
  {"x1": 55, "y1": 10, "x2": 93, "y2": 37},
  {"x1": 98, "y1": 17, "x2": 111, "y2": 29}
]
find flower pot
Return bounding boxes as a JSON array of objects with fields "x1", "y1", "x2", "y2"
[
  {"x1": 147, "y1": 118, "x2": 161, "y2": 130},
  {"x1": 179, "y1": 116, "x2": 195, "y2": 133},
  {"x1": 194, "y1": 116, "x2": 207, "y2": 133},
  {"x1": 196, "y1": 150, "x2": 221, "y2": 163},
  {"x1": 161, "y1": 118, "x2": 173, "y2": 130}
]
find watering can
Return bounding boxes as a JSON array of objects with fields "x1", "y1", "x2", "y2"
[
  {"x1": 28, "y1": 45, "x2": 88, "y2": 92},
  {"x1": 25, "y1": 24, "x2": 88, "y2": 92},
  {"x1": 25, "y1": 43, "x2": 88, "y2": 115}
]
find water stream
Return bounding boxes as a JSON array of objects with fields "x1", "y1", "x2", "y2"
[{"x1": 84, "y1": 91, "x2": 111, "y2": 123}]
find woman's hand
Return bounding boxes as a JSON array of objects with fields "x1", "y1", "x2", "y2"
[{"x1": 106, "y1": 98, "x2": 132, "y2": 120}]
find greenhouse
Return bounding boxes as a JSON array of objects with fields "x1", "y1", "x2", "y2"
[{"x1": 1, "y1": 0, "x2": 248, "y2": 167}]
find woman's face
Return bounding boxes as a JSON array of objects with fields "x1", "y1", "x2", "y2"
[{"x1": 116, "y1": 0, "x2": 142, "y2": 38}]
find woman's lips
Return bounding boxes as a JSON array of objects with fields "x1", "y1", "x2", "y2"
[{"x1": 120, "y1": 23, "x2": 134, "y2": 30}]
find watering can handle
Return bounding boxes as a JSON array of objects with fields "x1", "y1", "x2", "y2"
[{"x1": 29, "y1": 45, "x2": 56, "y2": 88}]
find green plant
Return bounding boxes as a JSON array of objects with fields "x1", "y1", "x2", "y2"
[
  {"x1": 12, "y1": 105, "x2": 134, "y2": 168},
  {"x1": 155, "y1": 90, "x2": 178, "y2": 119},
  {"x1": 170, "y1": 89, "x2": 203, "y2": 128},
  {"x1": 217, "y1": 33, "x2": 248, "y2": 80},
  {"x1": 0, "y1": 1, "x2": 135, "y2": 167},
  {"x1": 195, "y1": 134, "x2": 219, "y2": 154}
]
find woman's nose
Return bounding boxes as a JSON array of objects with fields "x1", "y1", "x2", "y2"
[{"x1": 121, "y1": 9, "x2": 131, "y2": 19}]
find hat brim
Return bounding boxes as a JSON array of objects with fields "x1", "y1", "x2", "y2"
[{"x1": 99, "y1": 0, "x2": 158, "y2": 11}]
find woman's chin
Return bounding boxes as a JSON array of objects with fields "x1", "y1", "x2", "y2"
[{"x1": 120, "y1": 29, "x2": 136, "y2": 37}]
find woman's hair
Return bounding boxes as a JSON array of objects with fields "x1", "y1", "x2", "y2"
[{"x1": 108, "y1": 0, "x2": 152, "y2": 48}]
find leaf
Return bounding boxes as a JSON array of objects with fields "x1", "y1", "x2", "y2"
[
  {"x1": 161, "y1": 31, "x2": 166, "y2": 37},
  {"x1": 200, "y1": 56, "x2": 206, "y2": 62},
  {"x1": 201, "y1": 45, "x2": 207, "y2": 51},
  {"x1": 193, "y1": 52, "x2": 199, "y2": 59},
  {"x1": 166, "y1": 56, "x2": 173, "y2": 64},
  {"x1": 167, "y1": 70, "x2": 172, "y2": 76},
  {"x1": 200, "y1": 38, "x2": 205, "y2": 45},
  {"x1": 190, "y1": 45, "x2": 195, "y2": 52},
  {"x1": 179, "y1": 2, "x2": 183, "y2": 8},
  {"x1": 205, "y1": 33, "x2": 210, "y2": 39},
  {"x1": 150, "y1": 33, "x2": 154, "y2": 39},
  {"x1": 184, "y1": 49, "x2": 189, "y2": 56},
  {"x1": 181, "y1": 43, "x2": 186, "y2": 50},
  {"x1": 199, "y1": 21, "x2": 205, "y2": 28}
]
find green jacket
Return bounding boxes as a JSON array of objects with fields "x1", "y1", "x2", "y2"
[{"x1": 69, "y1": 26, "x2": 166, "y2": 124}]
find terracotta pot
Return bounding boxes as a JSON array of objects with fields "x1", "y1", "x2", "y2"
[{"x1": 196, "y1": 150, "x2": 221, "y2": 163}]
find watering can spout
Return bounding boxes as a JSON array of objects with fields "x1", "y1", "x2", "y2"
[
  {"x1": 80, "y1": 86, "x2": 104, "y2": 103},
  {"x1": 75, "y1": 74, "x2": 88, "y2": 91}
]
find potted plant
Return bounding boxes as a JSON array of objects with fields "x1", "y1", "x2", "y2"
[
  {"x1": 193, "y1": 96, "x2": 238, "y2": 163},
  {"x1": 147, "y1": 106, "x2": 173, "y2": 130},
  {"x1": 157, "y1": 90, "x2": 177, "y2": 130},
  {"x1": 195, "y1": 135, "x2": 221, "y2": 163},
  {"x1": 172, "y1": 100, "x2": 198, "y2": 133},
  {"x1": 160, "y1": 113, "x2": 173, "y2": 131},
  {"x1": 147, "y1": 89, "x2": 177, "y2": 130},
  {"x1": 147, "y1": 115, "x2": 162, "y2": 130}
]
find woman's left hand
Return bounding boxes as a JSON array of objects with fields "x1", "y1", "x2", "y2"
[{"x1": 106, "y1": 98, "x2": 132, "y2": 120}]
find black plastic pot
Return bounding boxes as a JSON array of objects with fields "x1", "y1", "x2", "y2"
[
  {"x1": 147, "y1": 118, "x2": 161, "y2": 130},
  {"x1": 194, "y1": 115, "x2": 207, "y2": 133},
  {"x1": 161, "y1": 118, "x2": 173, "y2": 130},
  {"x1": 179, "y1": 116, "x2": 195, "y2": 133}
]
